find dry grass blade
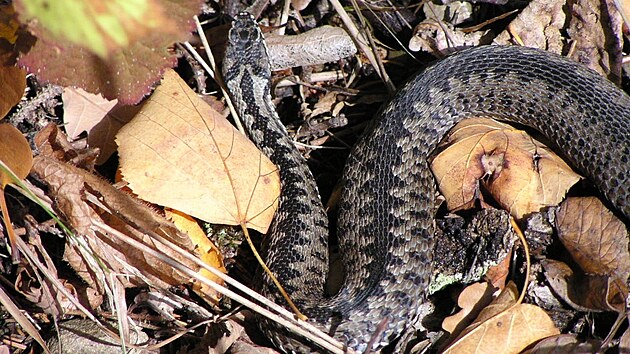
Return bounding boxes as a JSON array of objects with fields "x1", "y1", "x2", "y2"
[
  {"x1": 509, "y1": 217, "x2": 530, "y2": 305},
  {"x1": 240, "y1": 225, "x2": 306, "y2": 320},
  {"x1": 92, "y1": 219, "x2": 352, "y2": 353},
  {"x1": 0, "y1": 284, "x2": 51, "y2": 354}
]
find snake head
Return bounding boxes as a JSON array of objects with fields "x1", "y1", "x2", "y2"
[
  {"x1": 228, "y1": 12, "x2": 263, "y2": 51},
  {"x1": 223, "y1": 12, "x2": 271, "y2": 84}
]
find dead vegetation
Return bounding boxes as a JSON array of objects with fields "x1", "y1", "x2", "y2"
[{"x1": 0, "y1": 0, "x2": 628, "y2": 353}]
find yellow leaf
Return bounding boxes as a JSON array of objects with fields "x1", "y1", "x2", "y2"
[
  {"x1": 166, "y1": 208, "x2": 226, "y2": 303},
  {"x1": 116, "y1": 69, "x2": 280, "y2": 233}
]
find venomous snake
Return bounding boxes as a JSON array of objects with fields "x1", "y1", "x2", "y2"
[{"x1": 223, "y1": 12, "x2": 630, "y2": 353}]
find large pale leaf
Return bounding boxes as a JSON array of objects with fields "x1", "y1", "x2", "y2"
[{"x1": 116, "y1": 69, "x2": 280, "y2": 233}]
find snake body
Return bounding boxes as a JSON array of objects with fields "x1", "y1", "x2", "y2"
[{"x1": 223, "y1": 13, "x2": 630, "y2": 353}]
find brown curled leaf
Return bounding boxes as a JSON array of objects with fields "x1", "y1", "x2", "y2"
[
  {"x1": 556, "y1": 197, "x2": 630, "y2": 280},
  {"x1": 431, "y1": 117, "x2": 581, "y2": 219}
]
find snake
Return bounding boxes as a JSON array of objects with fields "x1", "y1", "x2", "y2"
[{"x1": 222, "y1": 12, "x2": 630, "y2": 353}]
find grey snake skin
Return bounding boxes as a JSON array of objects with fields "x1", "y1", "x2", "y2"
[{"x1": 223, "y1": 13, "x2": 630, "y2": 353}]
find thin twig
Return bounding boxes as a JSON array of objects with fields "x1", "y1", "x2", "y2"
[
  {"x1": 328, "y1": 0, "x2": 395, "y2": 93},
  {"x1": 276, "y1": 70, "x2": 349, "y2": 88}
]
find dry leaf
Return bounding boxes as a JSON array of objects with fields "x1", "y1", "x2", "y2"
[
  {"x1": 32, "y1": 125, "x2": 227, "y2": 306},
  {"x1": 410, "y1": 19, "x2": 487, "y2": 56},
  {"x1": 485, "y1": 254, "x2": 511, "y2": 290},
  {"x1": 165, "y1": 208, "x2": 226, "y2": 303},
  {"x1": 442, "y1": 282, "x2": 495, "y2": 334},
  {"x1": 0, "y1": 123, "x2": 32, "y2": 185},
  {"x1": 34, "y1": 123, "x2": 99, "y2": 171},
  {"x1": 187, "y1": 318, "x2": 248, "y2": 354},
  {"x1": 0, "y1": 3, "x2": 19, "y2": 44},
  {"x1": 410, "y1": 2, "x2": 487, "y2": 56},
  {"x1": 525, "y1": 334, "x2": 601, "y2": 353},
  {"x1": 31, "y1": 154, "x2": 224, "y2": 305},
  {"x1": 116, "y1": 69, "x2": 280, "y2": 233},
  {"x1": 548, "y1": 197, "x2": 630, "y2": 312},
  {"x1": 0, "y1": 65, "x2": 25, "y2": 119},
  {"x1": 31, "y1": 156, "x2": 160, "y2": 290},
  {"x1": 444, "y1": 282, "x2": 559, "y2": 354},
  {"x1": 431, "y1": 117, "x2": 581, "y2": 219},
  {"x1": 15, "y1": 229, "x2": 76, "y2": 316},
  {"x1": 542, "y1": 259, "x2": 627, "y2": 313},
  {"x1": 555, "y1": 197, "x2": 630, "y2": 281},
  {"x1": 0, "y1": 123, "x2": 33, "y2": 262},
  {"x1": 619, "y1": 0, "x2": 630, "y2": 27},
  {"x1": 62, "y1": 88, "x2": 138, "y2": 164},
  {"x1": 493, "y1": 0, "x2": 565, "y2": 53},
  {"x1": 567, "y1": 0, "x2": 623, "y2": 84},
  {"x1": 291, "y1": 0, "x2": 312, "y2": 11},
  {"x1": 63, "y1": 88, "x2": 117, "y2": 139}
]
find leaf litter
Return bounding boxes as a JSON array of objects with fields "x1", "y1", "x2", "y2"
[{"x1": 0, "y1": 0, "x2": 627, "y2": 353}]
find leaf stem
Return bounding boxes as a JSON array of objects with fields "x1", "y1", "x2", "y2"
[{"x1": 241, "y1": 225, "x2": 308, "y2": 321}]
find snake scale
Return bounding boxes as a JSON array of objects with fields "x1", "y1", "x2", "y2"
[{"x1": 223, "y1": 12, "x2": 630, "y2": 353}]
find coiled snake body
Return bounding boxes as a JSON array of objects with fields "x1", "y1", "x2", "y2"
[{"x1": 223, "y1": 13, "x2": 630, "y2": 353}]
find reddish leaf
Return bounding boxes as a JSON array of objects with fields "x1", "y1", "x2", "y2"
[{"x1": 16, "y1": 0, "x2": 203, "y2": 104}]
